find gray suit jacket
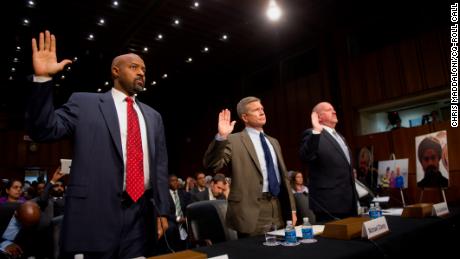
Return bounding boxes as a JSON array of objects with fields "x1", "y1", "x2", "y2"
[{"x1": 203, "y1": 130, "x2": 296, "y2": 234}]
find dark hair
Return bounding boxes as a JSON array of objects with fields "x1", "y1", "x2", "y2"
[
  {"x1": 5, "y1": 179, "x2": 23, "y2": 190},
  {"x1": 212, "y1": 173, "x2": 226, "y2": 184},
  {"x1": 418, "y1": 137, "x2": 442, "y2": 163},
  {"x1": 289, "y1": 171, "x2": 303, "y2": 190}
]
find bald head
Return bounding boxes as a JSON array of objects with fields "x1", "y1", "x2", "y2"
[
  {"x1": 111, "y1": 53, "x2": 146, "y2": 96},
  {"x1": 313, "y1": 102, "x2": 338, "y2": 128},
  {"x1": 16, "y1": 201, "x2": 41, "y2": 228}
]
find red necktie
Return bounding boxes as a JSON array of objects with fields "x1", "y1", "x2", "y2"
[{"x1": 126, "y1": 97, "x2": 144, "y2": 202}]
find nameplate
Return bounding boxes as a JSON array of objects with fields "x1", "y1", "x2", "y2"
[
  {"x1": 361, "y1": 216, "x2": 389, "y2": 240},
  {"x1": 432, "y1": 202, "x2": 449, "y2": 217}
]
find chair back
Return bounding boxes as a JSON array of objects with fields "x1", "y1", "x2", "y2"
[
  {"x1": 186, "y1": 199, "x2": 237, "y2": 245},
  {"x1": 294, "y1": 192, "x2": 317, "y2": 224}
]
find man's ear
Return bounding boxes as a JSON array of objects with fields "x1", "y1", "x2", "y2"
[
  {"x1": 241, "y1": 114, "x2": 248, "y2": 123},
  {"x1": 112, "y1": 66, "x2": 120, "y2": 79}
]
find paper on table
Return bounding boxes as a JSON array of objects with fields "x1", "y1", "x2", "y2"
[
  {"x1": 372, "y1": 196, "x2": 390, "y2": 203},
  {"x1": 268, "y1": 225, "x2": 325, "y2": 238},
  {"x1": 382, "y1": 208, "x2": 403, "y2": 216}
]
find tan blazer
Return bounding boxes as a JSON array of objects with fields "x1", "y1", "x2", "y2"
[{"x1": 203, "y1": 130, "x2": 296, "y2": 234}]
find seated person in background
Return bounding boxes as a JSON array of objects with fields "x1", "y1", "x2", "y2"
[
  {"x1": 417, "y1": 137, "x2": 449, "y2": 188},
  {"x1": 190, "y1": 172, "x2": 208, "y2": 194},
  {"x1": 0, "y1": 180, "x2": 26, "y2": 204},
  {"x1": 0, "y1": 201, "x2": 43, "y2": 259},
  {"x1": 290, "y1": 171, "x2": 316, "y2": 224},
  {"x1": 185, "y1": 177, "x2": 197, "y2": 193},
  {"x1": 34, "y1": 167, "x2": 66, "y2": 218},
  {"x1": 191, "y1": 174, "x2": 227, "y2": 202}
]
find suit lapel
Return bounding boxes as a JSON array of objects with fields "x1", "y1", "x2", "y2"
[
  {"x1": 240, "y1": 130, "x2": 263, "y2": 175},
  {"x1": 136, "y1": 101, "x2": 155, "y2": 162},
  {"x1": 323, "y1": 130, "x2": 350, "y2": 164},
  {"x1": 99, "y1": 91, "x2": 123, "y2": 161}
]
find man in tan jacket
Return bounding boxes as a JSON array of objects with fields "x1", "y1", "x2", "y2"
[{"x1": 203, "y1": 96, "x2": 296, "y2": 236}]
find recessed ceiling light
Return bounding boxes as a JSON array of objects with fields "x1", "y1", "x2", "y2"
[
  {"x1": 27, "y1": 1, "x2": 35, "y2": 7},
  {"x1": 221, "y1": 34, "x2": 228, "y2": 41},
  {"x1": 162, "y1": 73, "x2": 168, "y2": 79},
  {"x1": 13, "y1": 58, "x2": 19, "y2": 62},
  {"x1": 112, "y1": 1, "x2": 119, "y2": 7},
  {"x1": 9, "y1": 76, "x2": 13, "y2": 81},
  {"x1": 66, "y1": 66, "x2": 71, "y2": 71},
  {"x1": 73, "y1": 57, "x2": 78, "y2": 61},
  {"x1": 16, "y1": 46, "x2": 21, "y2": 51},
  {"x1": 23, "y1": 19, "x2": 30, "y2": 26},
  {"x1": 192, "y1": 1, "x2": 199, "y2": 9},
  {"x1": 156, "y1": 34, "x2": 163, "y2": 40},
  {"x1": 97, "y1": 88, "x2": 102, "y2": 92},
  {"x1": 61, "y1": 75, "x2": 66, "y2": 80},
  {"x1": 87, "y1": 34, "x2": 95, "y2": 40},
  {"x1": 151, "y1": 81, "x2": 157, "y2": 85},
  {"x1": 186, "y1": 57, "x2": 193, "y2": 63},
  {"x1": 143, "y1": 47, "x2": 149, "y2": 52},
  {"x1": 105, "y1": 81, "x2": 110, "y2": 86},
  {"x1": 98, "y1": 18, "x2": 105, "y2": 26},
  {"x1": 202, "y1": 46, "x2": 209, "y2": 52},
  {"x1": 143, "y1": 87, "x2": 147, "y2": 91},
  {"x1": 173, "y1": 19, "x2": 180, "y2": 26},
  {"x1": 266, "y1": 0, "x2": 282, "y2": 21},
  {"x1": 11, "y1": 67, "x2": 16, "y2": 72}
]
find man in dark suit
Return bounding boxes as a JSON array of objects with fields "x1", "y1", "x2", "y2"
[
  {"x1": 191, "y1": 174, "x2": 227, "y2": 202},
  {"x1": 25, "y1": 30, "x2": 170, "y2": 258},
  {"x1": 163, "y1": 174, "x2": 190, "y2": 252},
  {"x1": 203, "y1": 97, "x2": 296, "y2": 236},
  {"x1": 299, "y1": 102, "x2": 358, "y2": 221}
]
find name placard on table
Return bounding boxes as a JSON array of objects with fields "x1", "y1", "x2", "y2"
[{"x1": 362, "y1": 216, "x2": 390, "y2": 240}]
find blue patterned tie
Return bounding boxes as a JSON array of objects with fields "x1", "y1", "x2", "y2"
[{"x1": 259, "y1": 132, "x2": 280, "y2": 196}]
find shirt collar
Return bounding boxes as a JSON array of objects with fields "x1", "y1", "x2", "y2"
[
  {"x1": 245, "y1": 126, "x2": 263, "y2": 136},
  {"x1": 111, "y1": 88, "x2": 136, "y2": 104},
  {"x1": 322, "y1": 125, "x2": 335, "y2": 135}
]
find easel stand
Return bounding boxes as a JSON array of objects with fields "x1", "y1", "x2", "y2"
[
  {"x1": 399, "y1": 188, "x2": 406, "y2": 207},
  {"x1": 419, "y1": 188, "x2": 447, "y2": 203}
]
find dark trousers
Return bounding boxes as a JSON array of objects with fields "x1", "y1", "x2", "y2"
[{"x1": 63, "y1": 193, "x2": 150, "y2": 259}]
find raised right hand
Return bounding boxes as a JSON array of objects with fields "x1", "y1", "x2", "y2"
[
  {"x1": 311, "y1": 111, "x2": 323, "y2": 132},
  {"x1": 32, "y1": 30, "x2": 72, "y2": 77},
  {"x1": 217, "y1": 109, "x2": 236, "y2": 139}
]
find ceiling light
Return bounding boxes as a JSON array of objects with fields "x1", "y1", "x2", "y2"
[
  {"x1": 143, "y1": 87, "x2": 147, "y2": 91},
  {"x1": 143, "y1": 47, "x2": 149, "y2": 52},
  {"x1": 9, "y1": 76, "x2": 13, "y2": 81},
  {"x1": 23, "y1": 19, "x2": 30, "y2": 26},
  {"x1": 13, "y1": 58, "x2": 19, "y2": 63},
  {"x1": 11, "y1": 67, "x2": 16, "y2": 72},
  {"x1": 151, "y1": 81, "x2": 157, "y2": 85},
  {"x1": 87, "y1": 34, "x2": 95, "y2": 40},
  {"x1": 105, "y1": 81, "x2": 110, "y2": 86},
  {"x1": 27, "y1": 1, "x2": 35, "y2": 7},
  {"x1": 191, "y1": 1, "x2": 199, "y2": 9},
  {"x1": 202, "y1": 46, "x2": 209, "y2": 53},
  {"x1": 97, "y1": 88, "x2": 102, "y2": 92},
  {"x1": 186, "y1": 57, "x2": 193, "y2": 63},
  {"x1": 73, "y1": 57, "x2": 78, "y2": 61},
  {"x1": 112, "y1": 1, "x2": 119, "y2": 7},
  {"x1": 66, "y1": 66, "x2": 71, "y2": 71},
  {"x1": 98, "y1": 18, "x2": 105, "y2": 26},
  {"x1": 173, "y1": 19, "x2": 180, "y2": 26},
  {"x1": 61, "y1": 75, "x2": 66, "y2": 80},
  {"x1": 220, "y1": 34, "x2": 228, "y2": 41},
  {"x1": 162, "y1": 73, "x2": 168, "y2": 79},
  {"x1": 266, "y1": 0, "x2": 282, "y2": 21},
  {"x1": 16, "y1": 46, "x2": 21, "y2": 51},
  {"x1": 156, "y1": 34, "x2": 163, "y2": 40}
]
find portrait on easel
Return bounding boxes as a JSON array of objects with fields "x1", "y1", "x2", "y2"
[{"x1": 415, "y1": 130, "x2": 449, "y2": 188}]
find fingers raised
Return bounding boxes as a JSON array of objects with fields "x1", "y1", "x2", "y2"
[{"x1": 39, "y1": 32, "x2": 44, "y2": 51}]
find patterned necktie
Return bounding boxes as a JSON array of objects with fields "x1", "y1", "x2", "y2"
[
  {"x1": 259, "y1": 132, "x2": 280, "y2": 196},
  {"x1": 332, "y1": 130, "x2": 350, "y2": 163},
  {"x1": 174, "y1": 191, "x2": 183, "y2": 217},
  {"x1": 126, "y1": 97, "x2": 144, "y2": 202}
]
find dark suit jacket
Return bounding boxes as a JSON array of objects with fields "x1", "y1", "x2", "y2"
[
  {"x1": 191, "y1": 189, "x2": 225, "y2": 202},
  {"x1": 299, "y1": 129, "x2": 358, "y2": 217},
  {"x1": 203, "y1": 130, "x2": 296, "y2": 234},
  {"x1": 26, "y1": 82, "x2": 170, "y2": 253}
]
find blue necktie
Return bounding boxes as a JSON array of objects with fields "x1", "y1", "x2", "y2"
[{"x1": 259, "y1": 132, "x2": 280, "y2": 196}]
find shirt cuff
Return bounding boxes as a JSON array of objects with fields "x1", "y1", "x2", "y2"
[
  {"x1": 312, "y1": 130, "x2": 321, "y2": 134},
  {"x1": 215, "y1": 134, "x2": 226, "y2": 141},
  {"x1": 0, "y1": 240, "x2": 13, "y2": 252},
  {"x1": 33, "y1": 75, "x2": 52, "y2": 83}
]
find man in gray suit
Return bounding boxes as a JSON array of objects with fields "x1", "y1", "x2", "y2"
[
  {"x1": 203, "y1": 97, "x2": 296, "y2": 236},
  {"x1": 300, "y1": 102, "x2": 358, "y2": 221}
]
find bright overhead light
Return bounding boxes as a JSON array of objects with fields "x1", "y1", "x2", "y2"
[
  {"x1": 23, "y1": 19, "x2": 30, "y2": 26},
  {"x1": 97, "y1": 88, "x2": 102, "y2": 92},
  {"x1": 16, "y1": 46, "x2": 21, "y2": 51},
  {"x1": 87, "y1": 34, "x2": 95, "y2": 40},
  {"x1": 66, "y1": 66, "x2": 71, "y2": 71},
  {"x1": 98, "y1": 18, "x2": 105, "y2": 25},
  {"x1": 156, "y1": 34, "x2": 163, "y2": 40},
  {"x1": 27, "y1": 1, "x2": 35, "y2": 7},
  {"x1": 143, "y1": 47, "x2": 149, "y2": 52},
  {"x1": 151, "y1": 81, "x2": 157, "y2": 85},
  {"x1": 162, "y1": 74, "x2": 168, "y2": 79},
  {"x1": 202, "y1": 46, "x2": 209, "y2": 52},
  {"x1": 112, "y1": 1, "x2": 119, "y2": 7},
  {"x1": 11, "y1": 67, "x2": 16, "y2": 72},
  {"x1": 186, "y1": 57, "x2": 193, "y2": 63},
  {"x1": 173, "y1": 19, "x2": 180, "y2": 26},
  {"x1": 73, "y1": 57, "x2": 78, "y2": 61},
  {"x1": 221, "y1": 34, "x2": 228, "y2": 41},
  {"x1": 13, "y1": 58, "x2": 19, "y2": 62},
  {"x1": 266, "y1": 0, "x2": 282, "y2": 21},
  {"x1": 105, "y1": 81, "x2": 110, "y2": 86}
]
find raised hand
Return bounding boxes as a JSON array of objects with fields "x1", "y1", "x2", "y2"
[
  {"x1": 217, "y1": 109, "x2": 236, "y2": 139},
  {"x1": 32, "y1": 30, "x2": 72, "y2": 77},
  {"x1": 311, "y1": 111, "x2": 323, "y2": 132}
]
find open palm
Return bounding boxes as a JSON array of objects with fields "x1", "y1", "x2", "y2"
[
  {"x1": 218, "y1": 109, "x2": 236, "y2": 139},
  {"x1": 32, "y1": 30, "x2": 72, "y2": 77}
]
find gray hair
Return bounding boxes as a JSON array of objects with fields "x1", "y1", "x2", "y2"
[{"x1": 236, "y1": 96, "x2": 261, "y2": 119}]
